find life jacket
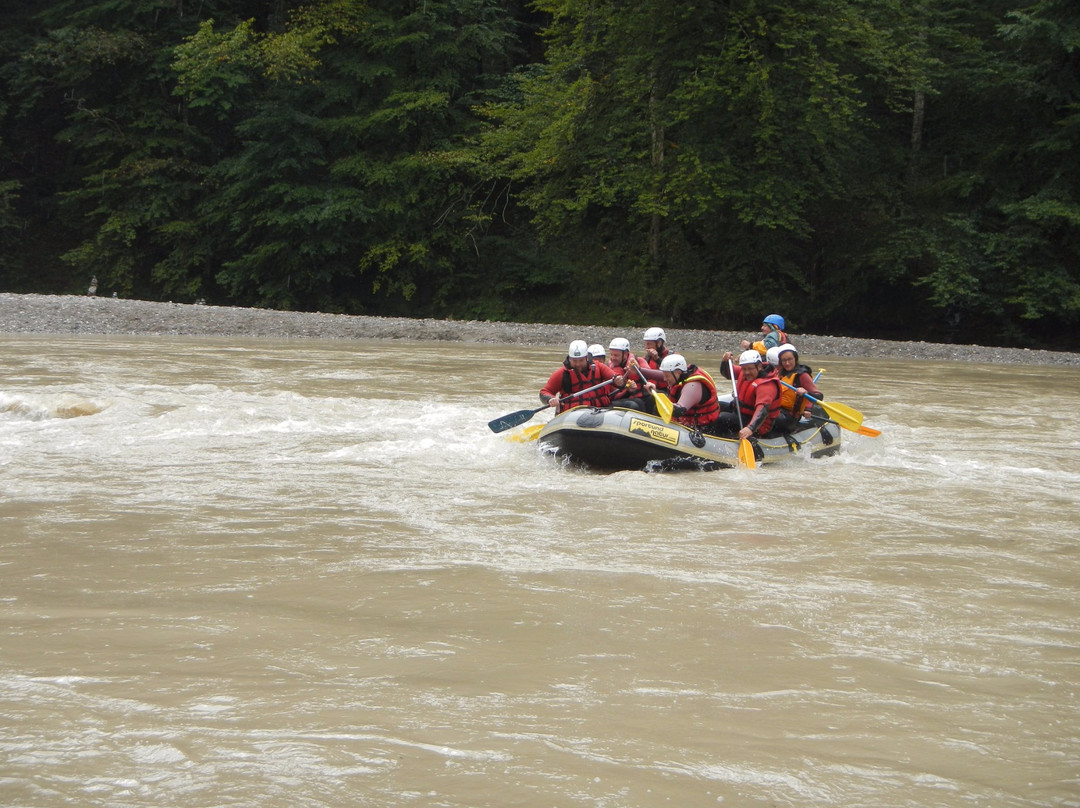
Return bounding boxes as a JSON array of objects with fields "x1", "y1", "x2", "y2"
[
  {"x1": 668, "y1": 365, "x2": 720, "y2": 428},
  {"x1": 752, "y1": 328, "x2": 789, "y2": 356},
  {"x1": 643, "y1": 346, "x2": 671, "y2": 391},
  {"x1": 736, "y1": 373, "x2": 781, "y2": 435},
  {"x1": 609, "y1": 352, "x2": 645, "y2": 401},
  {"x1": 777, "y1": 364, "x2": 813, "y2": 416},
  {"x1": 559, "y1": 360, "x2": 614, "y2": 411}
]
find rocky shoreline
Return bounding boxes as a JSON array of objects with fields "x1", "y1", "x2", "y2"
[{"x1": 1, "y1": 292, "x2": 1077, "y2": 366}]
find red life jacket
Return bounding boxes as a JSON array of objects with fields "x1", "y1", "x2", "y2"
[
  {"x1": 609, "y1": 352, "x2": 644, "y2": 401},
  {"x1": 643, "y1": 347, "x2": 671, "y2": 392},
  {"x1": 736, "y1": 373, "x2": 781, "y2": 435},
  {"x1": 668, "y1": 365, "x2": 720, "y2": 428},
  {"x1": 558, "y1": 361, "x2": 614, "y2": 412}
]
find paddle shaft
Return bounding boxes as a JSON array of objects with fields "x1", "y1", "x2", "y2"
[
  {"x1": 633, "y1": 363, "x2": 674, "y2": 423},
  {"x1": 804, "y1": 412, "x2": 881, "y2": 437},
  {"x1": 777, "y1": 379, "x2": 863, "y2": 431},
  {"x1": 727, "y1": 360, "x2": 746, "y2": 432},
  {"x1": 487, "y1": 377, "x2": 618, "y2": 433},
  {"x1": 552, "y1": 376, "x2": 618, "y2": 405},
  {"x1": 727, "y1": 359, "x2": 757, "y2": 468},
  {"x1": 777, "y1": 379, "x2": 821, "y2": 404}
]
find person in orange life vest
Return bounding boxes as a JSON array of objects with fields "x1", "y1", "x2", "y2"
[
  {"x1": 641, "y1": 353, "x2": 721, "y2": 433},
  {"x1": 717, "y1": 349, "x2": 781, "y2": 440},
  {"x1": 766, "y1": 343, "x2": 823, "y2": 432},
  {"x1": 605, "y1": 337, "x2": 647, "y2": 411},
  {"x1": 540, "y1": 340, "x2": 626, "y2": 413},
  {"x1": 740, "y1": 314, "x2": 788, "y2": 357}
]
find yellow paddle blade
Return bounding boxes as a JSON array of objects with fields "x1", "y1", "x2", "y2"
[
  {"x1": 521, "y1": 423, "x2": 545, "y2": 441},
  {"x1": 819, "y1": 399, "x2": 863, "y2": 431},
  {"x1": 738, "y1": 438, "x2": 757, "y2": 469},
  {"x1": 505, "y1": 423, "x2": 545, "y2": 443},
  {"x1": 653, "y1": 390, "x2": 674, "y2": 424}
]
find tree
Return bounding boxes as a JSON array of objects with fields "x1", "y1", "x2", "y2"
[
  {"x1": 173, "y1": 0, "x2": 519, "y2": 311},
  {"x1": 479, "y1": 0, "x2": 896, "y2": 326}
]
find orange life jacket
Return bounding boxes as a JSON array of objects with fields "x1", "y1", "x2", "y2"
[{"x1": 777, "y1": 366, "x2": 813, "y2": 416}]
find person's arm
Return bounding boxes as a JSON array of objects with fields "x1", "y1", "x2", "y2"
[
  {"x1": 672, "y1": 381, "x2": 704, "y2": 417},
  {"x1": 631, "y1": 364, "x2": 664, "y2": 384},
  {"x1": 719, "y1": 352, "x2": 737, "y2": 380},
  {"x1": 539, "y1": 369, "x2": 563, "y2": 407},
  {"x1": 797, "y1": 371, "x2": 822, "y2": 400},
  {"x1": 745, "y1": 383, "x2": 778, "y2": 435}
]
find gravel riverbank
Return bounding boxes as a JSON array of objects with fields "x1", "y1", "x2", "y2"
[{"x1": 2, "y1": 292, "x2": 1077, "y2": 366}]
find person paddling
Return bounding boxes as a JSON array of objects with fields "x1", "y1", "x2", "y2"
[
  {"x1": 767, "y1": 343, "x2": 823, "y2": 432},
  {"x1": 540, "y1": 340, "x2": 626, "y2": 413},
  {"x1": 642, "y1": 354, "x2": 721, "y2": 433},
  {"x1": 605, "y1": 337, "x2": 646, "y2": 410},
  {"x1": 717, "y1": 350, "x2": 781, "y2": 440}
]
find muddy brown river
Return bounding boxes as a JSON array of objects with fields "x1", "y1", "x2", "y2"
[{"x1": 1, "y1": 335, "x2": 1077, "y2": 807}]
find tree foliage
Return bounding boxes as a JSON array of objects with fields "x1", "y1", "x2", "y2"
[{"x1": 0, "y1": 0, "x2": 1076, "y2": 347}]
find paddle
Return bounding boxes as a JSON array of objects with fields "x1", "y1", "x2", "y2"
[
  {"x1": 777, "y1": 380, "x2": 864, "y2": 432},
  {"x1": 632, "y1": 364, "x2": 674, "y2": 424},
  {"x1": 487, "y1": 378, "x2": 617, "y2": 433},
  {"x1": 804, "y1": 413, "x2": 881, "y2": 437},
  {"x1": 727, "y1": 359, "x2": 757, "y2": 469},
  {"x1": 505, "y1": 423, "x2": 545, "y2": 443}
]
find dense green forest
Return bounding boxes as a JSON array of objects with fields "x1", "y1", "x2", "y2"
[{"x1": 1, "y1": 0, "x2": 1077, "y2": 347}]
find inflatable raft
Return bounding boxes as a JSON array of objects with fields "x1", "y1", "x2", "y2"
[{"x1": 536, "y1": 404, "x2": 841, "y2": 471}]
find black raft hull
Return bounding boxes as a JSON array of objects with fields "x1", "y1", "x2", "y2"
[{"x1": 537, "y1": 406, "x2": 841, "y2": 471}]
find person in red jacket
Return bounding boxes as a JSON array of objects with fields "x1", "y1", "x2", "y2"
[
  {"x1": 640, "y1": 327, "x2": 671, "y2": 371},
  {"x1": 605, "y1": 337, "x2": 646, "y2": 410},
  {"x1": 717, "y1": 350, "x2": 781, "y2": 439},
  {"x1": 540, "y1": 340, "x2": 625, "y2": 413}
]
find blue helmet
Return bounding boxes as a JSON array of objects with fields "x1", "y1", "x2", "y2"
[{"x1": 763, "y1": 314, "x2": 785, "y2": 330}]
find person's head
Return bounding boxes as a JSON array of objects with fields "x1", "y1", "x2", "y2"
[
  {"x1": 567, "y1": 339, "x2": 590, "y2": 371},
  {"x1": 765, "y1": 346, "x2": 782, "y2": 367},
  {"x1": 761, "y1": 314, "x2": 785, "y2": 335},
  {"x1": 659, "y1": 353, "x2": 688, "y2": 386},
  {"x1": 608, "y1": 337, "x2": 631, "y2": 366},
  {"x1": 587, "y1": 343, "x2": 606, "y2": 363},
  {"x1": 739, "y1": 349, "x2": 764, "y2": 380},
  {"x1": 643, "y1": 326, "x2": 666, "y2": 353},
  {"x1": 777, "y1": 343, "x2": 799, "y2": 373}
]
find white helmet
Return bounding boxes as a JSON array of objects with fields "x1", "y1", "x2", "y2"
[
  {"x1": 608, "y1": 337, "x2": 630, "y2": 352},
  {"x1": 738, "y1": 349, "x2": 763, "y2": 366},
  {"x1": 643, "y1": 327, "x2": 666, "y2": 342},
  {"x1": 568, "y1": 339, "x2": 589, "y2": 358},
  {"x1": 777, "y1": 343, "x2": 798, "y2": 362},
  {"x1": 765, "y1": 346, "x2": 782, "y2": 366},
  {"x1": 659, "y1": 353, "x2": 688, "y2": 373},
  {"x1": 587, "y1": 343, "x2": 606, "y2": 359}
]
